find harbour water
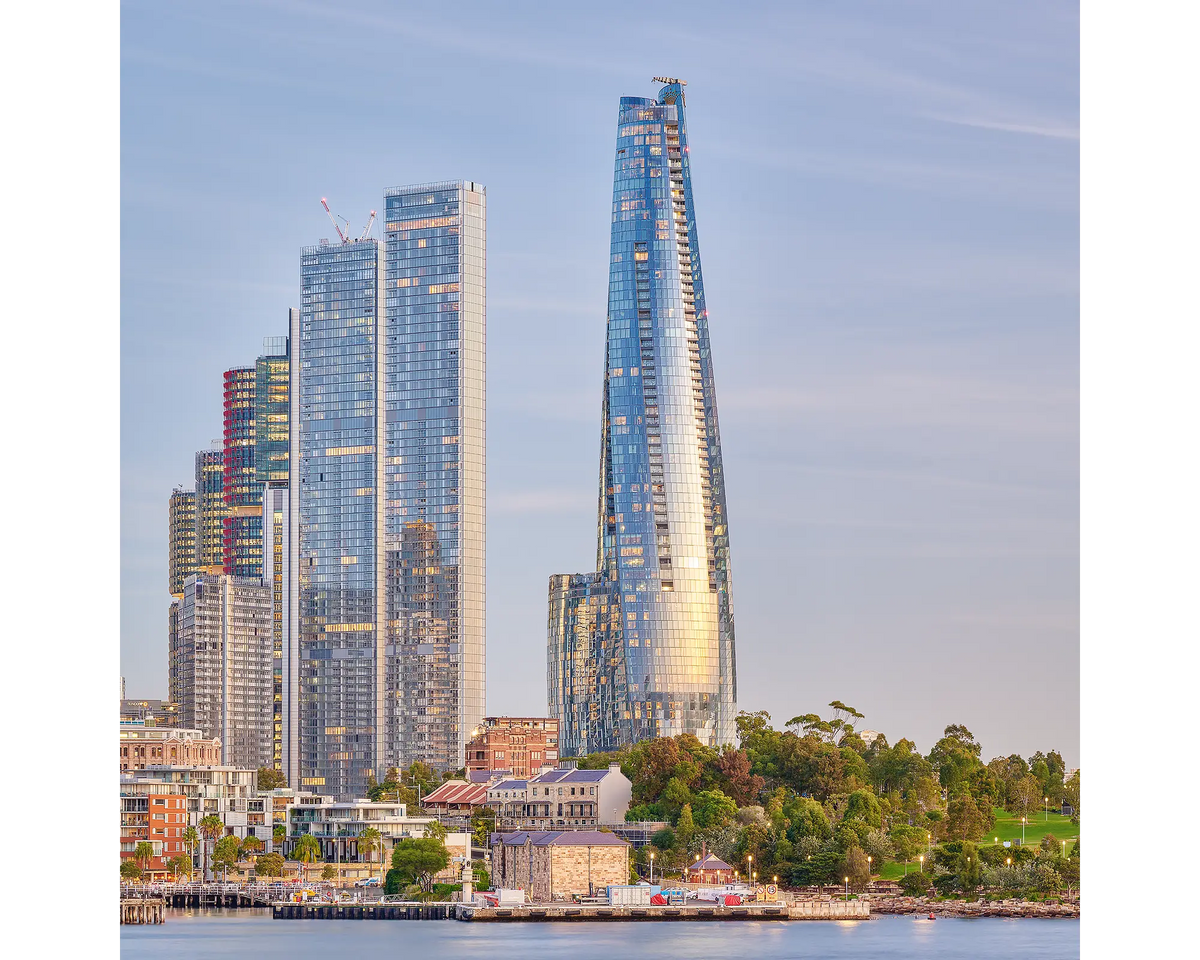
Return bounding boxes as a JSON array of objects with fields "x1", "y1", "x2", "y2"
[{"x1": 121, "y1": 908, "x2": 1080, "y2": 959}]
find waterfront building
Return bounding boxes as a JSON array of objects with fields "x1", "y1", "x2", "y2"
[
  {"x1": 171, "y1": 573, "x2": 274, "y2": 769},
  {"x1": 465, "y1": 717, "x2": 559, "y2": 779},
  {"x1": 382, "y1": 180, "x2": 486, "y2": 773},
  {"x1": 168, "y1": 487, "x2": 198, "y2": 597},
  {"x1": 121, "y1": 765, "x2": 270, "y2": 872},
  {"x1": 684, "y1": 850, "x2": 735, "y2": 884},
  {"x1": 283, "y1": 796, "x2": 468, "y2": 871},
  {"x1": 194, "y1": 447, "x2": 228, "y2": 574},
  {"x1": 488, "y1": 761, "x2": 632, "y2": 830},
  {"x1": 548, "y1": 80, "x2": 737, "y2": 755},
  {"x1": 120, "y1": 720, "x2": 221, "y2": 771},
  {"x1": 289, "y1": 182, "x2": 486, "y2": 798},
  {"x1": 491, "y1": 830, "x2": 630, "y2": 901}
]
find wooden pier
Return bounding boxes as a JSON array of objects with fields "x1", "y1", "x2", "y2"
[
  {"x1": 121, "y1": 899, "x2": 164, "y2": 924},
  {"x1": 273, "y1": 902, "x2": 454, "y2": 921},
  {"x1": 459, "y1": 900, "x2": 870, "y2": 922}
]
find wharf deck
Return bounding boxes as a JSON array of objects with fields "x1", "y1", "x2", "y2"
[{"x1": 461, "y1": 900, "x2": 870, "y2": 921}]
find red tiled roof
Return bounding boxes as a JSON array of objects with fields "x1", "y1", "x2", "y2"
[{"x1": 423, "y1": 780, "x2": 487, "y2": 806}]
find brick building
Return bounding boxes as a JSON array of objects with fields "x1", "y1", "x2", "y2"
[
  {"x1": 120, "y1": 793, "x2": 191, "y2": 878},
  {"x1": 684, "y1": 851, "x2": 735, "y2": 885},
  {"x1": 491, "y1": 830, "x2": 629, "y2": 900},
  {"x1": 465, "y1": 717, "x2": 559, "y2": 778},
  {"x1": 120, "y1": 721, "x2": 221, "y2": 771}
]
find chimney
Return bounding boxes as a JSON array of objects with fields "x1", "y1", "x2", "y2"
[
  {"x1": 608, "y1": 762, "x2": 621, "y2": 773},
  {"x1": 558, "y1": 759, "x2": 578, "y2": 770}
]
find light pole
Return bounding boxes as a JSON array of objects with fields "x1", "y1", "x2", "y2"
[
  {"x1": 1061, "y1": 840, "x2": 1066, "y2": 860},
  {"x1": 1021, "y1": 817, "x2": 1027, "y2": 846},
  {"x1": 844, "y1": 876, "x2": 849, "y2": 901},
  {"x1": 747, "y1": 853, "x2": 753, "y2": 887},
  {"x1": 918, "y1": 855, "x2": 924, "y2": 874},
  {"x1": 1044, "y1": 797, "x2": 1049, "y2": 822},
  {"x1": 867, "y1": 855, "x2": 872, "y2": 881},
  {"x1": 649, "y1": 851, "x2": 655, "y2": 884}
]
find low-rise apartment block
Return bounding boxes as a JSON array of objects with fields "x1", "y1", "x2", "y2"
[
  {"x1": 486, "y1": 762, "x2": 632, "y2": 829},
  {"x1": 465, "y1": 717, "x2": 559, "y2": 779}
]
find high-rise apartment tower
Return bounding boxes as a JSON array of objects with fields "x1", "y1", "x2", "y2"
[{"x1": 548, "y1": 81, "x2": 737, "y2": 755}]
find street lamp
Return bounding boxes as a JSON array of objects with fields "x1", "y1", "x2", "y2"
[
  {"x1": 1044, "y1": 797, "x2": 1049, "y2": 822},
  {"x1": 844, "y1": 876, "x2": 849, "y2": 901},
  {"x1": 918, "y1": 855, "x2": 924, "y2": 874},
  {"x1": 867, "y1": 855, "x2": 872, "y2": 880},
  {"x1": 1061, "y1": 840, "x2": 1066, "y2": 860},
  {"x1": 1021, "y1": 817, "x2": 1027, "y2": 846},
  {"x1": 747, "y1": 853, "x2": 753, "y2": 886},
  {"x1": 649, "y1": 851, "x2": 655, "y2": 884}
]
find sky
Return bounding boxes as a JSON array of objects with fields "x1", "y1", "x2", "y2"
[{"x1": 120, "y1": 0, "x2": 1079, "y2": 765}]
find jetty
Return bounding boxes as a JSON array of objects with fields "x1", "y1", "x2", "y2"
[
  {"x1": 121, "y1": 899, "x2": 165, "y2": 924},
  {"x1": 122, "y1": 882, "x2": 277, "y2": 908},
  {"x1": 270, "y1": 898, "x2": 869, "y2": 922}
]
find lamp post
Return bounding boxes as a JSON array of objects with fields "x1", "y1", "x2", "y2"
[
  {"x1": 1021, "y1": 817, "x2": 1026, "y2": 846},
  {"x1": 867, "y1": 855, "x2": 872, "y2": 882},
  {"x1": 1044, "y1": 797, "x2": 1049, "y2": 822},
  {"x1": 844, "y1": 876, "x2": 849, "y2": 901},
  {"x1": 918, "y1": 855, "x2": 924, "y2": 874},
  {"x1": 1061, "y1": 840, "x2": 1066, "y2": 860},
  {"x1": 747, "y1": 854, "x2": 753, "y2": 888},
  {"x1": 649, "y1": 851, "x2": 655, "y2": 884}
]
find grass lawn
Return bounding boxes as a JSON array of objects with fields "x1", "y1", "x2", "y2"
[
  {"x1": 982, "y1": 808, "x2": 1079, "y2": 848},
  {"x1": 877, "y1": 860, "x2": 922, "y2": 882}
]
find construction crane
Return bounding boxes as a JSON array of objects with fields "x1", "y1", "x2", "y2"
[
  {"x1": 320, "y1": 197, "x2": 349, "y2": 243},
  {"x1": 358, "y1": 210, "x2": 376, "y2": 240}
]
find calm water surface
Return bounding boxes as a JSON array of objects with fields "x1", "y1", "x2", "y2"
[{"x1": 121, "y1": 908, "x2": 1079, "y2": 959}]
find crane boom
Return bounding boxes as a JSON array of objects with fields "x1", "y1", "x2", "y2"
[
  {"x1": 358, "y1": 210, "x2": 377, "y2": 241},
  {"x1": 320, "y1": 197, "x2": 348, "y2": 243}
]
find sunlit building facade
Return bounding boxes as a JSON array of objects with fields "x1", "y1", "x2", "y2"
[
  {"x1": 223, "y1": 366, "x2": 263, "y2": 578},
  {"x1": 291, "y1": 239, "x2": 387, "y2": 799},
  {"x1": 194, "y1": 448, "x2": 228, "y2": 574},
  {"x1": 548, "y1": 81, "x2": 737, "y2": 755},
  {"x1": 382, "y1": 180, "x2": 486, "y2": 773},
  {"x1": 169, "y1": 487, "x2": 198, "y2": 597}
]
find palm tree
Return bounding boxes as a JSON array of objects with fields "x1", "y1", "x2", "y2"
[
  {"x1": 293, "y1": 833, "x2": 322, "y2": 886},
  {"x1": 182, "y1": 826, "x2": 199, "y2": 879},
  {"x1": 134, "y1": 841, "x2": 155, "y2": 877},
  {"x1": 359, "y1": 828, "x2": 383, "y2": 883},
  {"x1": 199, "y1": 815, "x2": 224, "y2": 881}
]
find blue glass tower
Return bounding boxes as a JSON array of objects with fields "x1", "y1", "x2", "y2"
[{"x1": 549, "y1": 81, "x2": 737, "y2": 755}]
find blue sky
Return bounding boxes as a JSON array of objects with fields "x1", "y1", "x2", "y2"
[{"x1": 121, "y1": 0, "x2": 1078, "y2": 763}]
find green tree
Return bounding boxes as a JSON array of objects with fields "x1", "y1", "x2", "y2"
[
  {"x1": 471, "y1": 807, "x2": 496, "y2": 848},
  {"x1": 182, "y1": 825, "x2": 199, "y2": 868},
  {"x1": 359, "y1": 827, "x2": 384, "y2": 881},
  {"x1": 199, "y1": 815, "x2": 224, "y2": 880},
  {"x1": 256, "y1": 852, "x2": 286, "y2": 877},
  {"x1": 889, "y1": 824, "x2": 926, "y2": 863},
  {"x1": 1006, "y1": 774, "x2": 1042, "y2": 821},
  {"x1": 390, "y1": 836, "x2": 449, "y2": 892},
  {"x1": 692, "y1": 789, "x2": 738, "y2": 829},
  {"x1": 714, "y1": 748, "x2": 765, "y2": 806},
  {"x1": 134, "y1": 841, "x2": 155, "y2": 873},
  {"x1": 945, "y1": 796, "x2": 989, "y2": 842},
  {"x1": 676, "y1": 804, "x2": 696, "y2": 851},
  {"x1": 257, "y1": 767, "x2": 287, "y2": 791},
  {"x1": 844, "y1": 846, "x2": 870, "y2": 892},
  {"x1": 957, "y1": 841, "x2": 983, "y2": 895},
  {"x1": 785, "y1": 701, "x2": 865, "y2": 745},
  {"x1": 121, "y1": 859, "x2": 142, "y2": 880},
  {"x1": 241, "y1": 835, "x2": 264, "y2": 858},
  {"x1": 783, "y1": 796, "x2": 832, "y2": 841},
  {"x1": 292, "y1": 833, "x2": 322, "y2": 883},
  {"x1": 321, "y1": 864, "x2": 337, "y2": 881},
  {"x1": 843, "y1": 789, "x2": 883, "y2": 828},
  {"x1": 927, "y1": 725, "x2": 984, "y2": 797},
  {"x1": 898, "y1": 871, "x2": 931, "y2": 896},
  {"x1": 167, "y1": 854, "x2": 192, "y2": 879},
  {"x1": 211, "y1": 835, "x2": 241, "y2": 876},
  {"x1": 273, "y1": 824, "x2": 286, "y2": 845}
]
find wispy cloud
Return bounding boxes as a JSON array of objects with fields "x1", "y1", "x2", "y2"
[{"x1": 923, "y1": 113, "x2": 1079, "y2": 141}]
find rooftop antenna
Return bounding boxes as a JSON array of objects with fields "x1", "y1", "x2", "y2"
[{"x1": 653, "y1": 76, "x2": 686, "y2": 86}]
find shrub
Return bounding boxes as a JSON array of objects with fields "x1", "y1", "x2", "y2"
[{"x1": 898, "y1": 872, "x2": 931, "y2": 896}]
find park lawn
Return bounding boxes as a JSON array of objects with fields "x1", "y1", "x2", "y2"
[
  {"x1": 983, "y1": 808, "x2": 1079, "y2": 847},
  {"x1": 877, "y1": 860, "x2": 922, "y2": 882}
]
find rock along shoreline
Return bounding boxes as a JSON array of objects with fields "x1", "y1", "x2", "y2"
[{"x1": 868, "y1": 895, "x2": 1079, "y2": 918}]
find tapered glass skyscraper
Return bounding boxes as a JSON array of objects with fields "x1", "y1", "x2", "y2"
[{"x1": 549, "y1": 81, "x2": 737, "y2": 755}]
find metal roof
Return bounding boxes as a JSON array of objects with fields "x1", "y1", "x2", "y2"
[
  {"x1": 492, "y1": 830, "x2": 629, "y2": 848},
  {"x1": 422, "y1": 780, "x2": 487, "y2": 806}
]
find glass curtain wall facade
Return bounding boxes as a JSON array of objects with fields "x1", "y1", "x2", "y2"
[
  {"x1": 195, "y1": 448, "x2": 228, "y2": 574},
  {"x1": 257, "y1": 333, "x2": 290, "y2": 773},
  {"x1": 548, "y1": 82, "x2": 737, "y2": 756},
  {"x1": 169, "y1": 488, "x2": 197, "y2": 597},
  {"x1": 223, "y1": 366, "x2": 263, "y2": 578},
  {"x1": 292, "y1": 240, "x2": 386, "y2": 798},
  {"x1": 382, "y1": 181, "x2": 485, "y2": 772}
]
